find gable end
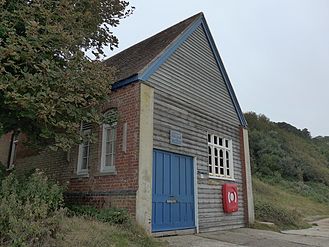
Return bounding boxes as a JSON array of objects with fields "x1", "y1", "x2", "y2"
[{"x1": 111, "y1": 14, "x2": 247, "y2": 127}]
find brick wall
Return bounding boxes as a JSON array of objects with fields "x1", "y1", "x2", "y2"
[
  {"x1": 0, "y1": 133, "x2": 11, "y2": 167},
  {"x1": 13, "y1": 82, "x2": 141, "y2": 215}
]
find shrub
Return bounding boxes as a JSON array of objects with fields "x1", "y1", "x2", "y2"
[
  {"x1": 0, "y1": 170, "x2": 65, "y2": 246},
  {"x1": 254, "y1": 199, "x2": 309, "y2": 229},
  {"x1": 68, "y1": 205, "x2": 130, "y2": 225}
]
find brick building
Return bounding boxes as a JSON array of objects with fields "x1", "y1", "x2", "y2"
[{"x1": 0, "y1": 13, "x2": 254, "y2": 234}]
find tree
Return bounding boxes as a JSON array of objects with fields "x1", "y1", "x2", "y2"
[{"x1": 0, "y1": 0, "x2": 134, "y2": 150}]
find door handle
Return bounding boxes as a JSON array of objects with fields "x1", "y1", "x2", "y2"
[{"x1": 166, "y1": 196, "x2": 178, "y2": 204}]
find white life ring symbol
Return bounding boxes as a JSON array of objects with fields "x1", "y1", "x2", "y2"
[{"x1": 228, "y1": 191, "x2": 237, "y2": 203}]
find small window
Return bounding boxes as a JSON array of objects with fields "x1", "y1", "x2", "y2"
[
  {"x1": 207, "y1": 133, "x2": 234, "y2": 179},
  {"x1": 100, "y1": 123, "x2": 117, "y2": 173},
  {"x1": 77, "y1": 123, "x2": 92, "y2": 175}
]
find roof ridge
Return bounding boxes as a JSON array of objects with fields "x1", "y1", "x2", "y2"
[{"x1": 104, "y1": 12, "x2": 203, "y2": 83}]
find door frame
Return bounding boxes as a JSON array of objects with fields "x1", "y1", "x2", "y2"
[{"x1": 151, "y1": 148, "x2": 199, "y2": 233}]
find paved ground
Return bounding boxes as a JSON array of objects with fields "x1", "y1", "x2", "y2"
[{"x1": 164, "y1": 218, "x2": 329, "y2": 247}]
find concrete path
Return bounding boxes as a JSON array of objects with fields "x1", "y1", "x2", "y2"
[
  {"x1": 282, "y1": 217, "x2": 329, "y2": 238},
  {"x1": 164, "y1": 218, "x2": 329, "y2": 247}
]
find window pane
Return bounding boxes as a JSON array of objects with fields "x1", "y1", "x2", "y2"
[
  {"x1": 218, "y1": 138, "x2": 223, "y2": 146},
  {"x1": 220, "y1": 167, "x2": 224, "y2": 175},
  {"x1": 106, "y1": 129, "x2": 111, "y2": 141},
  {"x1": 81, "y1": 157, "x2": 88, "y2": 170},
  {"x1": 208, "y1": 134, "x2": 211, "y2": 143},
  {"x1": 214, "y1": 136, "x2": 217, "y2": 144},
  {"x1": 106, "y1": 141, "x2": 112, "y2": 154},
  {"x1": 82, "y1": 144, "x2": 89, "y2": 157},
  {"x1": 105, "y1": 154, "x2": 111, "y2": 166},
  {"x1": 209, "y1": 165, "x2": 212, "y2": 174},
  {"x1": 225, "y1": 140, "x2": 229, "y2": 148}
]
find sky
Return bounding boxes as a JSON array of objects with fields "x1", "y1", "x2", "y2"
[{"x1": 103, "y1": 0, "x2": 329, "y2": 137}]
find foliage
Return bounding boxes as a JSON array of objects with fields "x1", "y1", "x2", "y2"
[
  {"x1": 68, "y1": 205, "x2": 130, "y2": 225},
  {"x1": 0, "y1": 162, "x2": 6, "y2": 180},
  {"x1": 252, "y1": 177, "x2": 329, "y2": 231},
  {"x1": 0, "y1": 170, "x2": 65, "y2": 246},
  {"x1": 0, "y1": 0, "x2": 133, "y2": 150},
  {"x1": 245, "y1": 112, "x2": 329, "y2": 185},
  {"x1": 56, "y1": 216, "x2": 166, "y2": 247},
  {"x1": 247, "y1": 113, "x2": 329, "y2": 229},
  {"x1": 254, "y1": 199, "x2": 309, "y2": 230}
]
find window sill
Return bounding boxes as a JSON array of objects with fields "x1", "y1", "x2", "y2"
[
  {"x1": 208, "y1": 175, "x2": 235, "y2": 181},
  {"x1": 99, "y1": 166, "x2": 116, "y2": 175},
  {"x1": 74, "y1": 171, "x2": 89, "y2": 178}
]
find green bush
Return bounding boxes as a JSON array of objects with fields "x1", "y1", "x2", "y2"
[
  {"x1": 254, "y1": 199, "x2": 309, "y2": 229},
  {"x1": 68, "y1": 205, "x2": 130, "y2": 225},
  {"x1": 0, "y1": 170, "x2": 65, "y2": 247}
]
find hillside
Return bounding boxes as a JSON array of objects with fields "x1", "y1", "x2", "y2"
[{"x1": 245, "y1": 112, "x2": 329, "y2": 230}]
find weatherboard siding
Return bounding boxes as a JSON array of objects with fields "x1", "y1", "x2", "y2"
[{"x1": 147, "y1": 25, "x2": 245, "y2": 232}]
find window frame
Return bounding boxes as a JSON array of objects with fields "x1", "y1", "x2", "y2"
[
  {"x1": 8, "y1": 133, "x2": 19, "y2": 170},
  {"x1": 77, "y1": 124, "x2": 91, "y2": 175},
  {"x1": 208, "y1": 133, "x2": 234, "y2": 180},
  {"x1": 100, "y1": 122, "x2": 117, "y2": 173}
]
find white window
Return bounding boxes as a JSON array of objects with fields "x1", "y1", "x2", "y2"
[
  {"x1": 77, "y1": 123, "x2": 92, "y2": 175},
  {"x1": 208, "y1": 133, "x2": 234, "y2": 179},
  {"x1": 100, "y1": 123, "x2": 117, "y2": 173}
]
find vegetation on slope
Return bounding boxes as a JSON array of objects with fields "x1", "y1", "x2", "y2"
[
  {"x1": 0, "y1": 170, "x2": 164, "y2": 247},
  {"x1": 245, "y1": 112, "x2": 329, "y2": 230}
]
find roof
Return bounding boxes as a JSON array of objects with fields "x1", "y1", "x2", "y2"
[
  {"x1": 104, "y1": 12, "x2": 202, "y2": 83},
  {"x1": 105, "y1": 13, "x2": 248, "y2": 127}
]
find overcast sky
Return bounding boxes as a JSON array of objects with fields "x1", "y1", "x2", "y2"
[{"x1": 104, "y1": 0, "x2": 329, "y2": 137}]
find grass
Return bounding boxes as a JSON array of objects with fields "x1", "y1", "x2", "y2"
[
  {"x1": 56, "y1": 216, "x2": 167, "y2": 247},
  {"x1": 253, "y1": 177, "x2": 329, "y2": 230}
]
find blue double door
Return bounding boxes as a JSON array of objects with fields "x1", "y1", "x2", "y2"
[{"x1": 152, "y1": 149, "x2": 195, "y2": 232}]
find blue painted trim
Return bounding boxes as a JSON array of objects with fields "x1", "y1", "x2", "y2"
[
  {"x1": 200, "y1": 19, "x2": 248, "y2": 127},
  {"x1": 111, "y1": 15, "x2": 247, "y2": 127},
  {"x1": 140, "y1": 17, "x2": 203, "y2": 80},
  {"x1": 111, "y1": 74, "x2": 139, "y2": 90}
]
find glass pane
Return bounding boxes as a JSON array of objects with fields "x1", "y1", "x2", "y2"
[
  {"x1": 225, "y1": 140, "x2": 229, "y2": 148},
  {"x1": 208, "y1": 155, "x2": 212, "y2": 165},
  {"x1": 209, "y1": 165, "x2": 212, "y2": 174},
  {"x1": 220, "y1": 157, "x2": 224, "y2": 166},
  {"x1": 82, "y1": 157, "x2": 88, "y2": 170},
  {"x1": 215, "y1": 167, "x2": 219, "y2": 174},
  {"x1": 208, "y1": 146, "x2": 211, "y2": 155},
  {"x1": 227, "y1": 169, "x2": 230, "y2": 176},
  {"x1": 214, "y1": 136, "x2": 217, "y2": 144},
  {"x1": 106, "y1": 141, "x2": 112, "y2": 154},
  {"x1": 220, "y1": 168, "x2": 224, "y2": 175},
  {"x1": 106, "y1": 128, "x2": 111, "y2": 142},
  {"x1": 82, "y1": 145, "x2": 89, "y2": 157},
  {"x1": 105, "y1": 154, "x2": 111, "y2": 166},
  {"x1": 112, "y1": 139, "x2": 116, "y2": 154},
  {"x1": 215, "y1": 157, "x2": 218, "y2": 166},
  {"x1": 208, "y1": 134, "x2": 211, "y2": 143},
  {"x1": 219, "y1": 138, "x2": 223, "y2": 146},
  {"x1": 214, "y1": 148, "x2": 218, "y2": 156}
]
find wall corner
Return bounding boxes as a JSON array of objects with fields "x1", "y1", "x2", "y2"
[
  {"x1": 241, "y1": 127, "x2": 255, "y2": 225},
  {"x1": 136, "y1": 83, "x2": 154, "y2": 233}
]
